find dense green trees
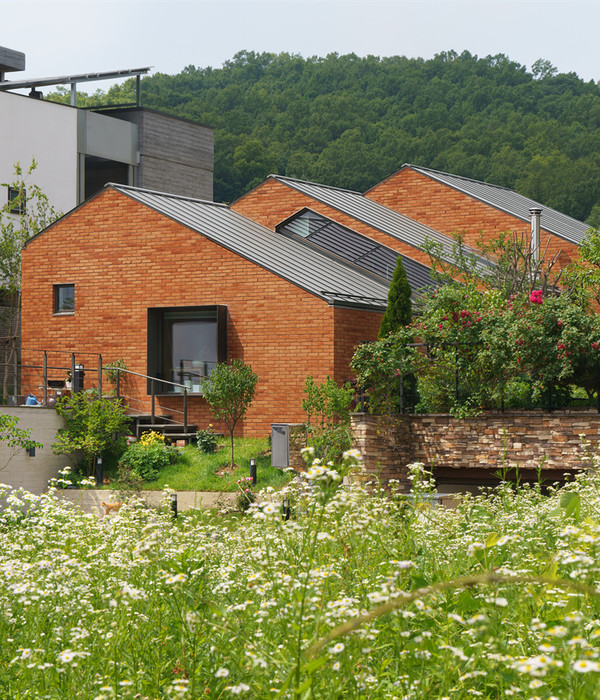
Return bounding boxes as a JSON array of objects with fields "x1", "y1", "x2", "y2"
[{"x1": 49, "y1": 50, "x2": 600, "y2": 217}]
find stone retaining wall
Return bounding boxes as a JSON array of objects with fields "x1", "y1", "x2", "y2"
[{"x1": 351, "y1": 410, "x2": 600, "y2": 491}]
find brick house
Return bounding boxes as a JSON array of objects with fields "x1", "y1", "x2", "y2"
[
  {"x1": 21, "y1": 184, "x2": 389, "y2": 436},
  {"x1": 231, "y1": 174, "x2": 461, "y2": 294},
  {"x1": 365, "y1": 164, "x2": 587, "y2": 268}
]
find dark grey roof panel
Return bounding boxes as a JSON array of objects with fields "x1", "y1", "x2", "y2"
[
  {"x1": 110, "y1": 184, "x2": 390, "y2": 310},
  {"x1": 272, "y1": 174, "x2": 461, "y2": 259},
  {"x1": 406, "y1": 164, "x2": 590, "y2": 245}
]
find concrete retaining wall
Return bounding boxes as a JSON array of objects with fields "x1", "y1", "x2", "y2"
[
  {"x1": 0, "y1": 406, "x2": 73, "y2": 493},
  {"x1": 56, "y1": 489, "x2": 228, "y2": 516}
]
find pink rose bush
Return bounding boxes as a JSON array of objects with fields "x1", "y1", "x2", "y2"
[{"x1": 352, "y1": 283, "x2": 600, "y2": 416}]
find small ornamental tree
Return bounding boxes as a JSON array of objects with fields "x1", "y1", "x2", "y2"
[
  {"x1": 52, "y1": 390, "x2": 130, "y2": 475},
  {"x1": 200, "y1": 359, "x2": 258, "y2": 468},
  {"x1": 379, "y1": 256, "x2": 412, "y2": 338},
  {"x1": 0, "y1": 412, "x2": 43, "y2": 471}
]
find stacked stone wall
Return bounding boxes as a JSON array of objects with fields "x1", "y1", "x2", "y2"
[{"x1": 351, "y1": 410, "x2": 600, "y2": 491}]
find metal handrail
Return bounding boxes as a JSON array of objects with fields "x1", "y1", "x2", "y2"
[
  {"x1": 16, "y1": 348, "x2": 205, "y2": 433},
  {"x1": 102, "y1": 365, "x2": 190, "y2": 434}
]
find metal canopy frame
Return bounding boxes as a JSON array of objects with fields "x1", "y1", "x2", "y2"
[{"x1": 0, "y1": 67, "x2": 151, "y2": 106}]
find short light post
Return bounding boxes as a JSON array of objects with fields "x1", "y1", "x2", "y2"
[
  {"x1": 250, "y1": 458, "x2": 257, "y2": 485},
  {"x1": 95, "y1": 456, "x2": 103, "y2": 486},
  {"x1": 282, "y1": 497, "x2": 291, "y2": 521},
  {"x1": 170, "y1": 493, "x2": 178, "y2": 519}
]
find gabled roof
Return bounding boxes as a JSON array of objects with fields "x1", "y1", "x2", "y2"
[
  {"x1": 268, "y1": 174, "x2": 463, "y2": 260},
  {"x1": 397, "y1": 163, "x2": 590, "y2": 246},
  {"x1": 108, "y1": 184, "x2": 390, "y2": 311}
]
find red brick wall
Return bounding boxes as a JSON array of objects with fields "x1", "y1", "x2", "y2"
[
  {"x1": 333, "y1": 307, "x2": 382, "y2": 384},
  {"x1": 232, "y1": 178, "x2": 436, "y2": 268},
  {"x1": 366, "y1": 169, "x2": 578, "y2": 268},
  {"x1": 21, "y1": 188, "x2": 383, "y2": 436}
]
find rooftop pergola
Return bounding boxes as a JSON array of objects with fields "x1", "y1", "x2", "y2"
[{"x1": 0, "y1": 66, "x2": 151, "y2": 106}]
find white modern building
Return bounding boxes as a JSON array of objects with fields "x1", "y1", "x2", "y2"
[{"x1": 0, "y1": 46, "x2": 214, "y2": 215}]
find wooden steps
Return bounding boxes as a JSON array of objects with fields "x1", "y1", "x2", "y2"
[{"x1": 126, "y1": 413, "x2": 198, "y2": 445}]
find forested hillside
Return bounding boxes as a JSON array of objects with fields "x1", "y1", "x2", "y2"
[{"x1": 51, "y1": 50, "x2": 600, "y2": 221}]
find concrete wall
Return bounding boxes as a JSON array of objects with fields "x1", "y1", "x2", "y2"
[
  {"x1": 104, "y1": 108, "x2": 214, "y2": 201},
  {"x1": 0, "y1": 406, "x2": 72, "y2": 494}
]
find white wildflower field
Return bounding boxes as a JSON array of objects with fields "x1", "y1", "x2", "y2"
[{"x1": 3, "y1": 452, "x2": 600, "y2": 698}]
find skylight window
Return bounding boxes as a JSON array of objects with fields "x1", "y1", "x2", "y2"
[{"x1": 276, "y1": 208, "x2": 399, "y2": 280}]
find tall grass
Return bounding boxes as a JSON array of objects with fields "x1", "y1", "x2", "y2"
[{"x1": 3, "y1": 453, "x2": 600, "y2": 697}]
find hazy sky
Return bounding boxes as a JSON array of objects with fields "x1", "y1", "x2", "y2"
[{"x1": 2, "y1": 0, "x2": 599, "y2": 94}]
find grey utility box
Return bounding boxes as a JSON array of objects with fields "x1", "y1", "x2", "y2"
[{"x1": 271, "y1": 423, "x2": 306, "y2": 469}]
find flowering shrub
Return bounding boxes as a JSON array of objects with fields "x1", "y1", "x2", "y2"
[
  {"x1": 530, "y1": 289, "x2": 544, "y2": 304},
  {"x1": 5, "y1": 449, "x2": 600, "y2": 696},
  {"x1": 138, "y1": 430, "x2": 165, "y2": 446},
  {"x1": 353, "y1": 283, "x2": 600, "y2": 415}
]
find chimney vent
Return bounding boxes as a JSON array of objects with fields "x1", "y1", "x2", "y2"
[{"x1": 529, "y1": 207, "x2": 542, "y2": 264}]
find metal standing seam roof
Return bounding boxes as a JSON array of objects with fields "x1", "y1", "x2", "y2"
[
  {"x1": 109, "y1": 184, "x2": 390, "y2": 310},
  {"x1": 270, "y1": 174, "x2": 469, "y2": 261},
  {"x1": 404, "y1": 164, "x2": 591, "y2": 246}
]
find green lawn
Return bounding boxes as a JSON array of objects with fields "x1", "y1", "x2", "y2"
[{"x1": 135, "y1": 437, "x2": 293, "y2": 492}]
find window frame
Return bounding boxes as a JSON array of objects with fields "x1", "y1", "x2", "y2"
[
  {"x1": 147, "y1": 305, "x2": 227, "y2": 395},
  {"x1": 53, "y1": 284, "x2": 75, "y2": 315},
  {"x1": 7, "y1": 185, "x2": 26, "y2": 215}
]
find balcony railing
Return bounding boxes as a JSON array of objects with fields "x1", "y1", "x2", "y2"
[{"x1": 16, "y1": 349, "x2": 215, "y2": 434}]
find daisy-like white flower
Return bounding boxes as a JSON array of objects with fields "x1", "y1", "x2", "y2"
[
  {"x1": 328, "y1": 642, "x2": 345, "y2": 655},
  {"x1": 57, "y1": 649, "x2": 76, "y2": 664},
  {"x1": 573, "y1": 660, "x2": 600, "y2": 673},
  {"x1": 215, "y1": 668, "x2": 230, "y2": 678},
  {"x1": 467, "y1": 542, "x2": 486, "y2": 557},
  {"x1": 226, "y1": 683, "x2": 250, "y2": 694}
]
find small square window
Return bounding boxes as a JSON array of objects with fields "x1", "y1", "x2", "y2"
[
  {"x1": 54, "y1": 284, "x2": 75, "y2": 313},
  {"x1": 7, "y1": 186, "x2": 26, "y2": 215}
]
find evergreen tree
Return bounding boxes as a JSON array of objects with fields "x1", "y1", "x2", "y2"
[{"x1": 379, "y1": 256, "x2": 412, "y2": 337}]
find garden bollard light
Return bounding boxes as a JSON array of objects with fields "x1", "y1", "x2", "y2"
[
  {"x1": 282, "y1": 497, "x2": 291, "y2": 521},
  {"x1": 250, "y1": 458, "x2": 257, "y2": 485},
  {"x1": 95, "y1": 456, "x2": 103, "y2": 486},
  {"x1": 170, "y1": 493, "x2": 178, "y2": 519}
]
